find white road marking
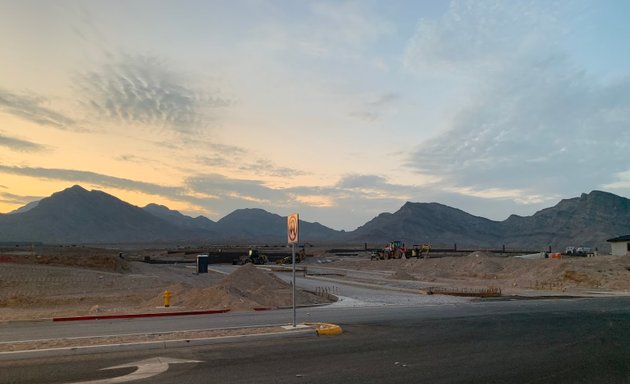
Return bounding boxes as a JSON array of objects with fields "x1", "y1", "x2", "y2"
[{"x1": 68, "y1": 357, "x2": 202, "y2": 384}]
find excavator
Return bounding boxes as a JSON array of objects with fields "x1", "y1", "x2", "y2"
[
  {"x1": 276, "y1": 248, "x2": 306, "y2": 265},
  {"x1": 412, "y1": 244, "x2": 431, "y2": 258},
  {"x1": 232, "y1": 248, "x2": 268, "y2": 265}
]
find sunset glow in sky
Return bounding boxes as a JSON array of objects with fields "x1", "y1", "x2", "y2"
[{"x1": 1, "y1": 0, "x2": 630, "y2": 230}]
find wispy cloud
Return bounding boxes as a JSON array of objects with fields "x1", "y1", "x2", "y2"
[
  {"x1": 187, "y1": 174, "x2": 287, "y2": 204},
  {"x1": 249, "y1": 1, "x2": 394, "y2": 61},
  {"x1": 0, "y1": 88, "x2": 76, "y2": 130},
  {"x1": 403, "y1": 1, "x2": 567, "y2": 76},
  {"x1": 197, "y1": 155, "x2": 232, "y2": 168},
  {"x1": 0, "y1": 132, "x2": 46, "y2": 152},
  {"x1": 404, "y1": 1, "x2": 630, "y2": 202},
  {"x1": 239, "y1": 159, "x2": 306, "y2": 178},
  {"x1": 0, "y1": 165, "x2": 185, "y2": 199},
  {"x1": 0, "y1": 191, "x2": 41, "y2": 206},
  {"x1": 76, "y1": 54, "x2": 232, "y2": 134},
  {"x1": 350, "y1": 92, "x2": 401, "y2": 122}
]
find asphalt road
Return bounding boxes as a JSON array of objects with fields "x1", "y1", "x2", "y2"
[{"x1": 2, "y1": 297, "x2": 630, "y2": 383}]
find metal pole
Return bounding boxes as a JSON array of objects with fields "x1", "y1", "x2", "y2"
[{"x1": 292, "y1": 243, "x2": 296, "y2": 327}]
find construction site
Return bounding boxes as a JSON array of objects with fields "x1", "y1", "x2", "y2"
[{"x1": 1, "y1": 243, "x2": 630, "y2": 322}]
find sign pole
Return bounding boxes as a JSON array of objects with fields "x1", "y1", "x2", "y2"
[
  {"x1": 292, "y1": 242, "x2": 296, "y2": 327},
  {"x1": 287, "y1": 212, "x2": 299, "y2": 328}
]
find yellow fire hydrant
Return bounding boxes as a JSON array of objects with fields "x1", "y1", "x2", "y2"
[{"x1": 163, "y1": 290, "x2": 172, "y2": 307}]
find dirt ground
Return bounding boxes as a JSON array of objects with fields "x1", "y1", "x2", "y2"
[
  {"x1": 0, "y1": 247, "x2": 330, "y2": 322},
  {"x1": 2, "y1": 247, "x2": 630, "y2": 322},
  {"x1": 328, "y1": 251, "x2": 630, "y2": 295}
]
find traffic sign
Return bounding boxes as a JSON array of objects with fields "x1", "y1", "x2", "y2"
[{"x1": 287, "y1": 213, "x2": 299, "y2": 244}]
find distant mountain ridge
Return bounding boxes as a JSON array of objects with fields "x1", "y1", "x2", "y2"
[
  {"x1": 0, "y1": 186, "x2": 200, "y2": 243},
  {"x1": 143, "y1": 203, "x2": 217, "y2": 231},
  {"x1": 347, "y1": 201, "x2": 503, "y2": 247},
  {"x1": 349, "y1": 191, "x2": 630, "y2": 251},
  {"x1": 1, "y1": 186, "x2": 628, "y2": 251},
  {"x1": 0, "y1": 185, "x2": 341, "y2": 244}
]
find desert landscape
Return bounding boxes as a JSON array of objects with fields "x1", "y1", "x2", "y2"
[{"x1": 2, "y1": 245, "x2": 630, "y2": 323}]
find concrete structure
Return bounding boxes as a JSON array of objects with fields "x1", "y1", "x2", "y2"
[{"x1": 606, "y1": 235, "x2": 630, "y2": 256}]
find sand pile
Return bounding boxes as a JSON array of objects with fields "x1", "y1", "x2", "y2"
[
  {"x1": 388, "y1": 270, "x2": 417, "y2": 281},
  {"x1": 157, "y1": 264, "x2": 331, "y2": 311},
  {"x1": 337, "y1": 252, "x2": 630, "y2": 292},
  {"x1": 397, "y1": 253, "x2": 630, "y2": 290}
]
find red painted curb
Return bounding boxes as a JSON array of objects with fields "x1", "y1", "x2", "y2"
[
  {"x1": 52, "y1": 309, "x2": 231, "y2": 322},
  {"x1": 253, "y1": 307, "x2": 275, "y2": 311}
]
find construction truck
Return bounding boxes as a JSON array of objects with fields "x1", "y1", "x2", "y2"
[
  {"x1": 371, "y1": 241, "x2": 406, "y2": 260},
  {"x1": 232, "y1": 248, "x2": 268, "y2": 265}
]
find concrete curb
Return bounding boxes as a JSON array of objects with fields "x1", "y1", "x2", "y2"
[
  {"x1": 304, "y1": 274, "x2": 429, "y2": 295},
  {"x1": 52, "y1": 309, "x2": 231, "y2": 322},
  {"x1": 0, "y1": 328, "x2": 317, "y2": 361}
]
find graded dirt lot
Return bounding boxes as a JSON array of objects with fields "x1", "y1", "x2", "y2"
[
  {"x1": 2, "y1": 247, "x2": 630, "y2": 322},
  {"x1": 328, "y1": 251, "x2": 630, "y2": 295},
  {"x1": 0, "y1": 247, "x2": 330, "y2": 321}
]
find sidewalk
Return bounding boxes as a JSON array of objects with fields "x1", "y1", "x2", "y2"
[
  {"x1": 0, "y1": 322, "x2": 343, "y2": 361},
  {"x1": 0, "y1": 324, "x2": 316, "y2": 361}
]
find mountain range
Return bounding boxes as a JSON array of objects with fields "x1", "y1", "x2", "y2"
[{"x1": 1, "y1": 185, "x2": 629, "y2": 251}]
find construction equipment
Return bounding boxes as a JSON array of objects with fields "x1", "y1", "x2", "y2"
[
  {"x1": 276, "y1": 248, "x2": 306, "y2": 265},
  {"x1": 232, "y1": 248, "x2": 268, "y2": 265},
  {"x1": 371, "y1": 241, "x2": 406, "y2": 260},
  {"x1": 411, "y1": 244, "x2": 431, "y2": 259}
]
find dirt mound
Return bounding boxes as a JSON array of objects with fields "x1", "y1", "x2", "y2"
[
  {"x1": 0, "y1": 247, "x2": 129, "y2": 272},
  {"x1": 388, "y1": 270, "x2": 417, "y2": 281},
  {"x1": 159, "y1": 264, "x2": 331, "y2": 311},
  {"x1": 334, "y1": 252, "x2": 630, "y2": 292}
]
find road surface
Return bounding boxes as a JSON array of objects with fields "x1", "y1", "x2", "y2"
[{"x1": 1, "y1": 297, "x2": 630, "y2": 383}]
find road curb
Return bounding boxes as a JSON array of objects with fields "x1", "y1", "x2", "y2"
[
  {"x1": 52, "y1": 309, "x2": 231, "y2": 322},
  {"x1": 304, "y1": 274, "x2": 429, "y2": 295},
  {"x1": 0, "y1": 328, "x2": 317, "y2": 361}
]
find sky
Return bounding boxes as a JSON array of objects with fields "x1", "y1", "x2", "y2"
[{"x1": 1, "y1": 0, "x2": 630, "y2": 230}]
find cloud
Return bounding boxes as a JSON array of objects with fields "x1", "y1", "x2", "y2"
[
  {"x1": 403, "y1": 1, "x2": 566, "y2": 76},
  {"x1": 76, "y1": 55, "x2": 232, "y2": 134},
  {"x1": 349, "y1": 92, "x2": 401, "y2": 122},
  {"x1": 0, "y1": 132, "x2": 46, "y2": 152},
  {"x1": 197, "y1": 155, "x2": 232, "y2": 168},
  {"x1": 187, "y1": 174, "x2": 287, "y2": 204},
  {"x1": 0, "y1": 165, "x2": 185, "y2": 200},
  {"x1": 239, "y1": 159, "x2": 306, "y2": 178},
  {"x1": 184, "y1": 173, "x2": 404, "y2": 228},
  {"x1": 0, "y1": 88, "x2": 76, "y2": 130},
  {"x1": 404, "y1": 1, "x2": 630, "y2": 202},
  {"x1": 309, "y1": 1, "x2": 395, "y2": 48},
  {"x1": 250, "y1": 1, "x2": 394, "y2": 61},
  {"x1": 336, "y1": 174, "x2": 389, "y2": 189},
  {"x1": 0, "y1": 191, "x2": 42, "y2": 206}
]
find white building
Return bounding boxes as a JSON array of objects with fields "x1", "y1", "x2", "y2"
[{"x1": 606, "y1": 235, "x2": 630, "y2": 256}]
